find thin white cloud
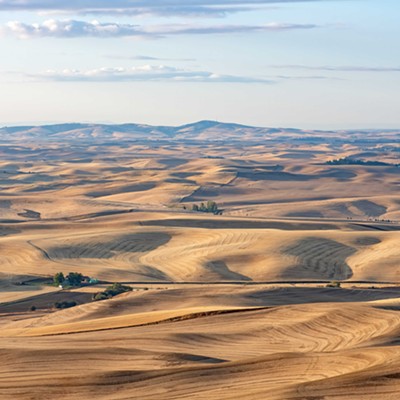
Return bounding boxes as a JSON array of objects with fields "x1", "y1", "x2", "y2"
[
  {"x1": 0, "y1": 1, "x2": 348, "y2": 17},
  {"x1": 1, "y1": 19, "x2": 318, "y2": 39},
  {"x1": 3, "y1": 19, "x2": 143, "y2": 39},
  {"x1": 20, "y1": 65, "x2": 338, "y2": 83},
  {"x1": 276, "y1": 75, "x2": 343, "y2": 80},
  {"x1": 148, "y1": 22, "x2": 318, "y2": 35},
  {"x1": 29, "y1": 65, "x2": 275, "y2": 83},
  {"x1": 272, "y1": 65, "x2": 400, "y2": 72},
  {"x1": 40, "y1": 6, "x2": 258, "y2": 18}
]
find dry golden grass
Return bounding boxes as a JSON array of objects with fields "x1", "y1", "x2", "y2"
[
  {"x1": 2, "y1": 286, "x2": 400, "y2": 399},
  {"x1": 1, "y1": 213, "x2": 398, "y2": 283},
  {"x1": 0, "y1": 131, "x2": 399, "y2": 398}
]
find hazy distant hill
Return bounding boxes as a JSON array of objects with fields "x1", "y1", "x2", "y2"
[
  {"x1": 0, "y1": 120, "x2": 278, "y2": 141},
  {"x1": 0, "y1": 121, "x2": 398, "y2": 143}
]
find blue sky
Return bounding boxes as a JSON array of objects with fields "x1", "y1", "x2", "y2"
[{"x1": 0, "y1": 0, "x2": 399, "y2": 129}]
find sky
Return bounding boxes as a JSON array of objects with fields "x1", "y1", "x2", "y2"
[{"x1": 0, "y1": 0, "x2": 399, "y2": 129}]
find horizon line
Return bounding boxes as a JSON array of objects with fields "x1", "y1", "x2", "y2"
[{"x1": 1, "y1": 120, "x2": 399, "y2": 132}]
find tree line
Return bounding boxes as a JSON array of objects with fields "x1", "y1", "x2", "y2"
[
  {"x1": 192, "y1": 201, "x2": 222, "y2": 215},
  {"x1": 326, "y1": 157, "x2": 399, "y2": 167}
]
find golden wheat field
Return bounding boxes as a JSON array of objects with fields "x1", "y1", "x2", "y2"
[{"x1": 0, "y1": 123, "x2": 400, "y2": 399}]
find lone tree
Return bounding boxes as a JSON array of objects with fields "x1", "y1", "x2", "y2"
[
  {"x1": 207, "y1": 201, "x2": 218, "y2": 213},
  {"x1": 54, "y1": 300, "x2": 77, "y2": 309},
  {"x1": 66, "y1": 272, "x2": 84, "y2": 286},
  {"x1": 92, "y1": 283, "x2": 133, "y2": 301},
  {"x1": 53, "y1": 272, "x2": 65, "y2": 286}
]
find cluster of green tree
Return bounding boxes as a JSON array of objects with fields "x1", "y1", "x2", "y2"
[
  {"x1": 326, "y1": 157, "x2": 399, "y2": 167},
  {"x1": 92, "y1": 283, "x2": 133, "y2": 301},
  {"x1": 192, "y1": 201, "x2": 221, "y2": 214},
  {"x1": 54, "y1": 300, "x2": 77, "y2": 309},
  {"x1": 53, "y1": 272, "x2": 84, "y2": 287}
]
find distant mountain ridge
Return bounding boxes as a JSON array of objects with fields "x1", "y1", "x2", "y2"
[
  {"x1": 0, "y1": 120, "x2": 398, "y2": 143},
  {"x1": 0, "y1": 120, "x2": 283, "y2": 142}
]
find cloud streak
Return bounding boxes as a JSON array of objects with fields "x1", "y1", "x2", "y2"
[
  {"x1": 0, "y1": 1, "x2": 348, "y2": 17},
  {"x1": 272, "y1": 65, "x2": 400, "y2": 72},
  {"x1": 41, "y1": 6, "x2": 258, "y2": 18},
  {"x1": 20, "y1": 65, "x2": 338, "y2": 83},
  {"x1": 29, "y1": 65, "x2": 274, "y2": 83},
  {"x1": 1, "y1": 19, "x2": 318, "y2": 39}
]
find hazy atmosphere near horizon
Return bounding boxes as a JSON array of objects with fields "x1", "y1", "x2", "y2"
[
  {"x1": 0, "y1": 0, "x2": 399, "y2": 129},
  {"x1": 1, "y1": 2, "x2": 400, "y2": 400}
]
